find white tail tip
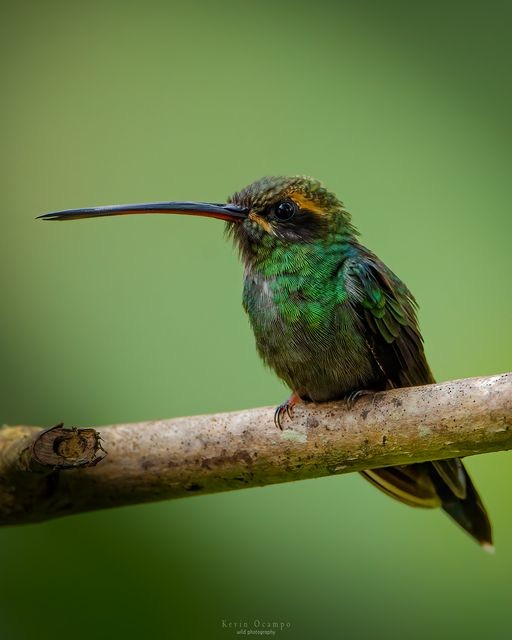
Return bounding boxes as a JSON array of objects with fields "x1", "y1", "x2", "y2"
[{"x1": 481, "y1": 542, "x2": 496, "y2": 554}]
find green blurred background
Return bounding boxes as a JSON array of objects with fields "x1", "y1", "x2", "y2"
[{"x1": 1, "y1": 0, "x2": 511, "y2": 638}]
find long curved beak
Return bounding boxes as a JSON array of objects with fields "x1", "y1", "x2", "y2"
[{"x1": 38, "y1": 201, "x2": 248, "y2": 223}]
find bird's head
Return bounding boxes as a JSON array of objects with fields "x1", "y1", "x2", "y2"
[
  {"x1": 226, "y1": 176, "x2": 356, "y2": 263},
  {"x1": 39, "y1": 176, "x2": 356, "y2": 265}
]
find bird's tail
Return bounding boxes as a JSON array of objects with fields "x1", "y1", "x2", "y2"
[{"x1": 360, "y1": 458, "x2": 493, "y2": 550}]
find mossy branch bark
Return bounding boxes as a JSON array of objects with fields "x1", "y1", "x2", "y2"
[{"x1": 1, "y1": 373, "x2": 511, "y2": 526}]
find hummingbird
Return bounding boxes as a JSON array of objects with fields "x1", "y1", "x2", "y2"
[{"x1": 40, "y1": 175, "x2": 493, "y2": 549}]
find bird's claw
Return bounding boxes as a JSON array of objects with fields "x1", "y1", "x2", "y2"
[
  {"x1": 273, "y1": 404, "x2": 287, "y2": 430},
  {"x1": 345, "y1": 389, "x2": 375, "y2": 409},
  {"x1": 273, "y1": 392, "x2": 300, "y2": 430}
]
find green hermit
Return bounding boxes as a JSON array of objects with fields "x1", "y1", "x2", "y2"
[{"x1": 40, "y1": 175, "x2": 493, "y2": 550}]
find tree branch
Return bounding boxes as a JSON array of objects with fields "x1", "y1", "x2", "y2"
[{"x1": 1, "y1": 373, "x2": 511, "y2": 525}]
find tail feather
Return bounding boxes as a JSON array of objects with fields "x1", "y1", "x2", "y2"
[
  {"x1": 432, "y1": 458, "x2": 467, "y2": 500},
  {"x1": 360, "y1": 458, "x2": 493, "y2": 549},
  {"x1": 362, "y1": 465, "x2": 441, "y2": 508},
  {"x1": 433, "y1": 463, "x2": 493, "y2": 548}
]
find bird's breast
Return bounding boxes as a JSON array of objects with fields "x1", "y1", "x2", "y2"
[{"x1": 242, "y1": 268, "x2": 373, "y2": 400}]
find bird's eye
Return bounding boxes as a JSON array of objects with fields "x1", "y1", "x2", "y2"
[{"x1": 275, "y1": 200, "x2": 297, "y2": 221}]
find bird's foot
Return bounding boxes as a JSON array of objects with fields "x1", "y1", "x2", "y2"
[
  {"x1": 274, "y1": 392, "x2": 301, "y2": 430},
  {"x1": 345, "y1": 389, "x2": 375, "y2": 410}
]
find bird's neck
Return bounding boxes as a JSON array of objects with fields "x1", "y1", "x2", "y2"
[{"x1": 245, "y1": 231, "x2": 358, "y2": 280}]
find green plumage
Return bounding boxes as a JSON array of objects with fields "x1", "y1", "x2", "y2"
[
  {"x1": 229, "y1": 175, "x2": 492, "y2": 549},
  {"x1": 41, "y1": 173, "x2": 493, "y2": 549}
]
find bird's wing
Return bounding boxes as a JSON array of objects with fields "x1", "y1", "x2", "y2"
[
  {"x1": 346, "y1": 249, "x2": 468, "y2": 504},
  {"x1": 346, "y1": 249, "x2": 434, "y2": 388}
]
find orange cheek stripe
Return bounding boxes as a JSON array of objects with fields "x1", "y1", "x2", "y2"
[{"x1": 249, "y1": 211, "x2": 272, "y2": 233}]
